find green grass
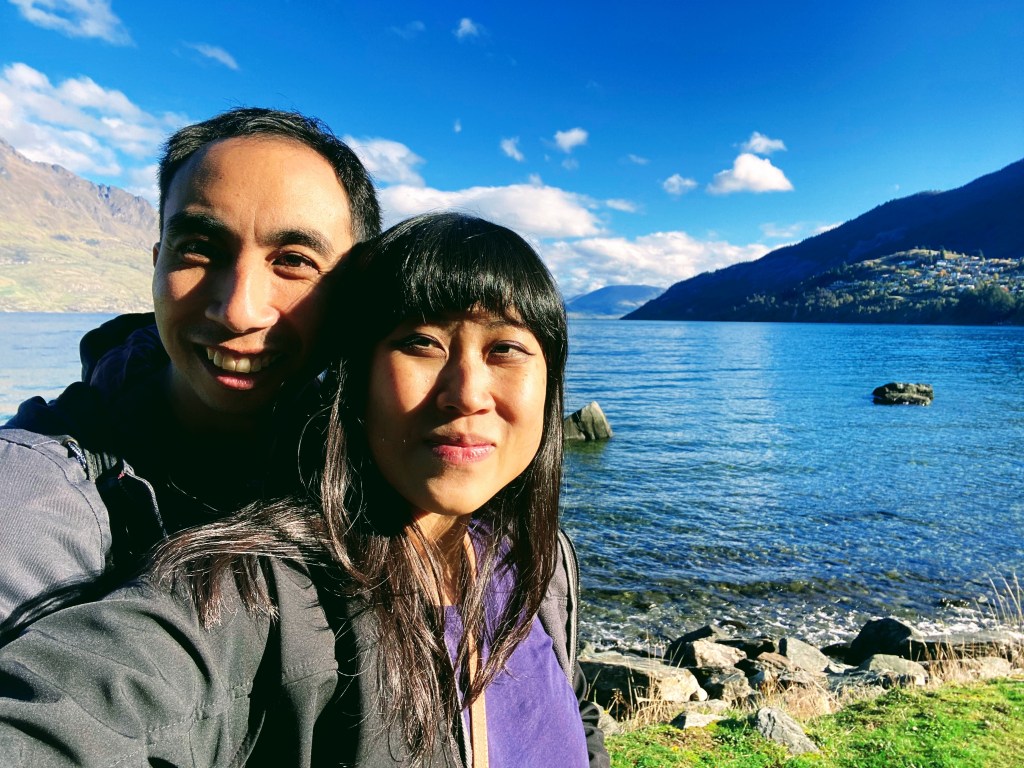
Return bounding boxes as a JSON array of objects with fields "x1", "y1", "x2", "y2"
[{"x1": 607, "y1": 679, "x2": 1024, "y2": 768}]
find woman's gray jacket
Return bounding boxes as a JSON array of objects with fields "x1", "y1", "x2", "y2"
[{"x1": 0, "y1": 532, "x2": 609, "y2": 767}]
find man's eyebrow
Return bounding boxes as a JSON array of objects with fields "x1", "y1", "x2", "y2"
[
  {"x1": 164, "y1": 211, "x2": 230, "y2": 239},
  {"x1": 266, "y1": 228, "x2": 335, "y2": 259},
  {"x1": 163, "y1": 214, "x2": 337, "y2": 259}
]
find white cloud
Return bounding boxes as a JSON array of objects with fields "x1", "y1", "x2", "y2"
[
  {"x1": 343, "y1": 136, "x2": 425, "y2": 186},
  {"x1": 540, "y1": 231, "x2": 769, "y2": 298},
  {"x1": 454, "y1": 17, "x2": 481, "y2": 39},
  {"x1": 761, "y1": 222, "x2": 803, "y2": 240},
  {"x1": 379, "y1": 181, "x2": 602, "y2": 239},
  {"x1": 0, "y1": 62, "x2": 184, "y2": 179},
  {"x1": 561, "y1": 157, "x2": 579, "y2": 171},
  {"x1": 605, "y1": 198, "x2": 638, "y2": 213},
  {"x1": 500, "y1": 137, "x2": 524, "y2": 162},
  {"x1": 185, "y1": 43, "x2": 239, "y2": 71},
  {"x1": 554, "y1": 127, "x2": 587, "y2": 153},
  {"x1": 125, "y1": 163, "x2": 158, "y2": 203},
  {"x1": 9, "y1": 0, "x2": 131, "y2": 44},
  {"x1": 626, "y1": 153, "x2": 649, "y2": 165},
  {"x1": 662, "y1": 173, "x2": 697, "y2": 196},
  {"x1": 707, "y1": 153, "x2": 793, "y2": 194},
  {"x1": 391, "y1": 20, "x2": 425, "y2": 39},
  {"x1": 741, "y1": 131, "x2": 786, "y2": 156},
  {"x1": 814, "y1": 222, "x2": 841, "y2": 235},
  {"x1": 453, "y1": 118, "x2": 462, "y2": 133}
]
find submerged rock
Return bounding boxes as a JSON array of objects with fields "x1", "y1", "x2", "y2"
[
  {"x1": 564, "y1": 400, "x2": 613, "y2": 440},
  {"x1": 872, "y1": 382, "x2": 934, "y2": 405}
]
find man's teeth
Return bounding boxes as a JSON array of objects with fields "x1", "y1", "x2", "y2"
[{"x1": 206, "y1": 348, "x2": 277, "y2": 373}]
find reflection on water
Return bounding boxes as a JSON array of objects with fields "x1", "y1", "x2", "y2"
[{"x1": 563, "y1": 320, "x2": 1024, "y2": 648}]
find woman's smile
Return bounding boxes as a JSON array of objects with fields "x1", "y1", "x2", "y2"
[{"x1": 426, "y1": 433, "x2": 496, "y2": 464}]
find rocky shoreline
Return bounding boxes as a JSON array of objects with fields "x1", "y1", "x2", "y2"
[{"x1": 581, "y1": 616, "x2": 1023, "y2": 755}]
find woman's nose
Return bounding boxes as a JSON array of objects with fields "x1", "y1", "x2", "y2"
[{"x1": 436, "y1": 356, "x2": 494, "y2": 415}]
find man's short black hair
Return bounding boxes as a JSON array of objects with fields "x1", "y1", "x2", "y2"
[{"x1": 158, "y1": 107, "x2": 381, "y2": 242}]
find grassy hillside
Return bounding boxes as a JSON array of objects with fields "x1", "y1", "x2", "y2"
[{"x1": 0, "y1": 138, "x2": 156, "y2": 312}]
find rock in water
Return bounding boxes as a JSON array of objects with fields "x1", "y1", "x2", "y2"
[
  {"x1": 564, "y1": 401, "x2": 613, "y2": 440},
  {"x1": 872, "y1": 382, "x2": 934, "y2": 405}
]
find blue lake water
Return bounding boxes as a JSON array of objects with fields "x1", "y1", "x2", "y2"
[{"x1": 2, "y1": 313, "x2": 1023, "y2": 648}]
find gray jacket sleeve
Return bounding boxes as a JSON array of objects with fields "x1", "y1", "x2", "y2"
[
  {"x1": 0, "y1": 578, "x2": 271, "y2": 767},
  {"x1": 0, "y1": 431, "x2": 111, "y2": 622}
]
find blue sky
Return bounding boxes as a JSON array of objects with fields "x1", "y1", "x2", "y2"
[{"x1": 1, "y1": 0, "x2": 1021, "y2": 297}]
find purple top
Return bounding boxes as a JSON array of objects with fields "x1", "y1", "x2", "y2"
[{"x1": 443, "y1": 575, "x2": 588, "y2": 767}]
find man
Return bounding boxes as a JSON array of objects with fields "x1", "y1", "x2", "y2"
[{"x1": 0, "y1": 108, "x2": 380, "y2": 623}]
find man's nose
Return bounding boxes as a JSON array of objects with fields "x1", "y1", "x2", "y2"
[
  {"x1": 436, "y1": 355, "x2": 494, "y2": 415},
  {"x1": 205, "y1": 261, "x2": 279, "y2": 333}
]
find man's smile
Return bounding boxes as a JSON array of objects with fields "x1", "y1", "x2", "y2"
[{"x1": 204, "y1": 346, "x2": 280, "y2": 374}]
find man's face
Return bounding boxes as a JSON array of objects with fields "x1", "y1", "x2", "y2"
[{"x1": 152, "y1": 136, "x2": 354, "y2": 429}]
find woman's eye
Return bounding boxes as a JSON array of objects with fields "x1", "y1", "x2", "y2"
[
  {"x1": 396, "y1": 334, "x2": 444, "y2": 355},
  {"x1": 490, "y1": 341, "x2": 532, "y2": 359}
]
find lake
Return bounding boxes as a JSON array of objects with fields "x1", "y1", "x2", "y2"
[{"x1": 2, "y1": 313, "x2": 1023, "y2": 648}]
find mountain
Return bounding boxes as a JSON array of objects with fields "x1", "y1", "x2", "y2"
[
  {"x1": 566, "y1": 284, "x2": 665, "y2": 318},
  {"x1": 0, "y1": 138, "x2": 157, "y2": 312},
  {"x1": 626, "y1": 158, "x2": 1024, "y2": 321}
]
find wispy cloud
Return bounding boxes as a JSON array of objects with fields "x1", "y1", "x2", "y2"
[
  {"x1": 605, "y1": 198, "x2": 638, "y2": 213},
  {"x1": 185, "y1": 43, "x2": 239, "y2": 70},
  {"x1": 391, "y1": 20, "x2": 425, "y2": 39},
  {"x1": 8, "y1": 0, "x2": 131, "y2": 44},
  {"x1": 454, "y1": 17, "x2": 482, "y2": 40},
  {"x1": 541, "y1": 232, "x2": 768, "y2": 297},
  {"x1": 741, "y1": 131, "x2": 786, "y2": 156},
  {"x1": 500, "y1": 137, "x2": 524, "y2": 162},
  {"x1": 453, "y1": 118, "x2": 462, "y2": 133},
  {"x1": 708, "y1": 153, "x2": 793, "y2": 194},
  {"x1": 0, "y1": 62, "x2": 184, "y2": 195},
  {"x1": 760, "y1": 222, "x2": 803, "y2": 240},
  {"x1": 662, "y1": 173, "x2": 697, "y2": 196},
  {"x1": 125, "y1": 163, "x2": 158, "y2": 202},
  {"x1": 554, "y1": 127, "x2": 587, "y2": 153},
  {"x1": 343, "y1": 136, "x2": 426, "y2": 186},
  {"x1": 626, "y1": 153, "x2": 649, "y2": 165},
  {"x1": 379, "y1": 181, "x2": 602, "y2": 240}
]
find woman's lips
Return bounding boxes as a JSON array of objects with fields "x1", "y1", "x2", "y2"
[{"x1": 428, "y1": 438, "x2": 495, "y2": 464}]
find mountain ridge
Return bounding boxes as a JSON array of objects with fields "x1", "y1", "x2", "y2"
[
  {"x1": 627, "y1": 158, "x2": 1024, "y2": 321},
  {"x1": 0, "y1": 137, "x2": 157, "y2": 312}
]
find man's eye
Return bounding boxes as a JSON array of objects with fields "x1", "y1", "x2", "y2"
[
  {"x1": 275, "y1": 252, "x2": 319, "y2": 272},
  {"x1": 176, "y1": 240, "x2": 215, "y2": 263}
]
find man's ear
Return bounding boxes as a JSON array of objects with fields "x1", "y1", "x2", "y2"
[{"x1": 152, "y1": 242, "x2": 160, "y2": 267}]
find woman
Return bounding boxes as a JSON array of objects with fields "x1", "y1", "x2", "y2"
[{"x1": 0, "y1": 213, "x2": 607, "y2": 767}]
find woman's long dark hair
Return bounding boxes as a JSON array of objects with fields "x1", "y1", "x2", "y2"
[{"x1": 152, "y1": 212, "x2": 568, "y2": 763}]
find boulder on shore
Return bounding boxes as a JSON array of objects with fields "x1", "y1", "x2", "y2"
[
  {"x1": 872, "y1": 382, "x2": 934, "y2": 405},
  {"x1": 564, "y1": 401, "x2": 613, "y2": 441}
]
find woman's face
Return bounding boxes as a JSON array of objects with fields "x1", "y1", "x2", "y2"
[{"x1": 365, "y1": 307, "x2": 547, "y2": 530}]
